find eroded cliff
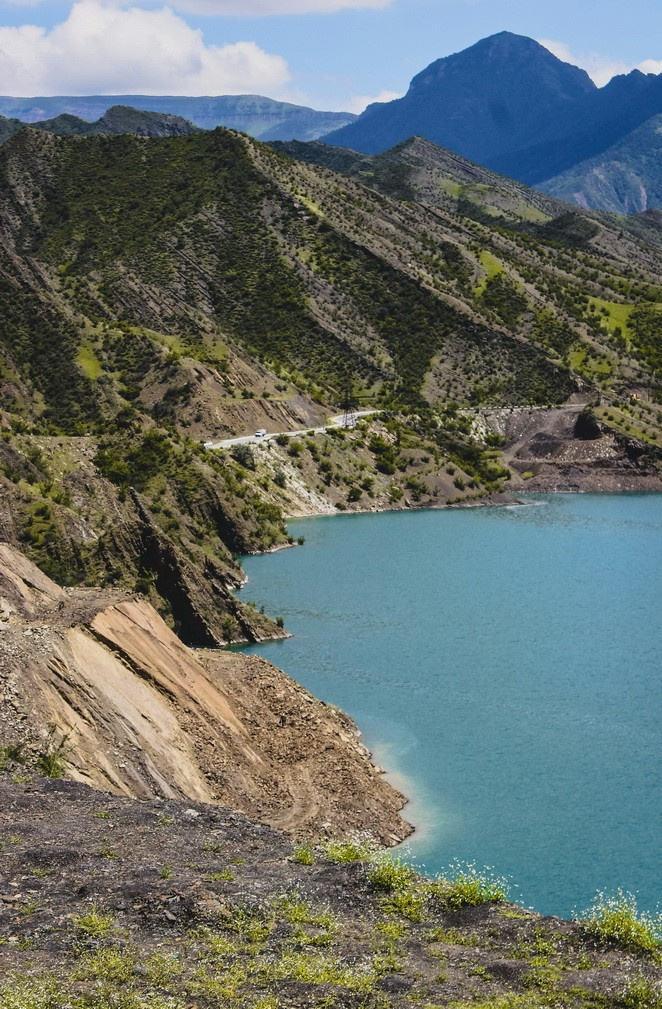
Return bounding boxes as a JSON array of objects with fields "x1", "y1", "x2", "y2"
[{"x1": 0, "y1": 543, "x2": 410, "y2": 845}]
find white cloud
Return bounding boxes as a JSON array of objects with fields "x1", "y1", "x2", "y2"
[
  {"x1": 638, "y1": 59, "x2": 662, "y2": 75},
  {"x1": 539, "y1": 38, "x2": 661, "y2": 88},
  {"x1": 346, "y1": 88, "x2": 402, "y2": 114},
  {"x1": 0, "y1": 0, "x2": 291, "y2": 95},
  {"x1": 169, "y1": 0, "x2": 392, "y2": 14}
]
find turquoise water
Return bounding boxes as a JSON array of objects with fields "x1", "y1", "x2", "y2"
[{"x1": 238, "y1": 495, "x2": 661, "y2": 918}]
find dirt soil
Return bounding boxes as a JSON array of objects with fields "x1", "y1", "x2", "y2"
[{"x1": 478, "y1": 404, "x2": 662, "y2": 493}]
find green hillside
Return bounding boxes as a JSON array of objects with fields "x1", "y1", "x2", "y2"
[{"x1": 0, "y1": 125, "x2": 660, "y2": 641}]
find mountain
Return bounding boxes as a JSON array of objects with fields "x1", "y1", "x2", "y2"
[
  {"x1": 324, "y1": 33, "x2": 662, "y2": 213},
  {"x1": 493, "y1": 69, "x2": 662, "y2": 186},
  {"x1": 326, "y1": 33, "x2": 596, "y2": 162},
  {"x1": 272, "y1": 133, "x2": 662, "y2": 252},
  {"x1": 0, "y1": 105, "x2": 201, "y2": 143},
  {"x1": 538, "y1": 113, "x2": 662, "y2": 213},
  {"x1": 0, "y1": 93, "x2": 356, "y2": 141}
]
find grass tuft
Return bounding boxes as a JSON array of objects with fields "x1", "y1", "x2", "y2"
[
  {"x1": 319, "y1": 834, "x2": 377, "y2": 863},
  {"x1": 291, "y1": 843, "x2": 315, "y2": 865},
  {"x1": 368, "y1": 852, "x2": 419, "y2": 892},
  {"x1": 431, "y1": 861, "x2": 509, "y2": 910},
  {"x1": 72, "y1": 907, "x2": 115, "y2": 938},
  {"x1": 580, "y1": 890, "x2": 661, "y2": 957}
]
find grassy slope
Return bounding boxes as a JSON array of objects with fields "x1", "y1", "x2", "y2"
[{"x1": 272, "y1": 134, "x2": 662, "y2": 398}]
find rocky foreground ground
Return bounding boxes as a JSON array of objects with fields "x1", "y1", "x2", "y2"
[{"x1": 0, "y1": 776, "x2": 660, "y2": 1009}]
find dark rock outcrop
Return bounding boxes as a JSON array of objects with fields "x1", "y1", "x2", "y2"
[{"x1": 573, "y1": 408, "x2": 602, "y2": 440}]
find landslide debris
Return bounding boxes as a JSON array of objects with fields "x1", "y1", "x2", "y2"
[
  {"x1": 0, "y1": 543, "x2": 409, "y2": 845},
  {"x1": 0, "y1": 776, "x2": 659, "y2": 1008},
  {"x1": 466, "y1": 402, "x2": 662, "y2": 493}
]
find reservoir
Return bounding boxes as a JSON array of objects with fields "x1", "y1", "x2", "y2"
[{"x1": 238, "y1": 494, "x2": 661, "y2": 918}]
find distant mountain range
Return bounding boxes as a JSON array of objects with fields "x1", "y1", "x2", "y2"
[
  {"x1": 325, "y1": 32, "x2": 662, "y2": 214},
  {"x1": 0, "y1": 105, "x2": 199, "y2": 144},
  {"x1": 538, "y1": 113, "x2": 662, "y2": 214},
  {"x1": 0, "y1": 105, "x2": 202, "y2": 147},
  {"x1": 0, "y1": 93, "x2": 356, "y2": 142}
]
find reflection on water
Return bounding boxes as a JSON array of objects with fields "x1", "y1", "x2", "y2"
[{"x1": 238, "y1": 494, "x2": 662, "y2": 918}]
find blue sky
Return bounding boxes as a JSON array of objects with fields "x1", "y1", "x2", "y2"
[{"x1": 0, "y1": 0, "x2": 660, "y2": 105}]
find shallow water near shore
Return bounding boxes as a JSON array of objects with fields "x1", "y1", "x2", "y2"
[{"x1": 238, "y1": 494, "x2": 662, "y2": 918}]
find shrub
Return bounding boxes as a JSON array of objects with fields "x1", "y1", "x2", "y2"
[
  {"x1": 221, "y1": 616, "x2": 240, "y2": 643},
  {"x1": 35, "y1": 729, "x2": 70, "y2": 779},
  {"x1": 287, "y1": 440, "x2": 304, "y2": 458},
  {"x1": 431, "y1": 862, "x2": 509, "y2": 910},
  {"x1": 580, "y1": 890, "x2": 661, "y2": 956},
  {"x1": 230, "y1": 444, "x2": 256, "y2": 470},
  {"x1": 368, "y1": 853, "x2": 419, "y2": 892},
  {"x1": 0, "y1": 744, "x2": 25, "y2": 770}
]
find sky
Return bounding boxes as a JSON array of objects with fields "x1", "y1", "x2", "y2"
[{"x1": 0, "y1": 0, "x2": 660, "y2": 108}]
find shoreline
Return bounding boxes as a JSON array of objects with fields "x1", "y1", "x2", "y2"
[
  {"x1": 238, "y1": 489, "x2": 662, "y2": 862},
  {"x1": 281, "y1": 482, "x2": 662, "y2": 523}
]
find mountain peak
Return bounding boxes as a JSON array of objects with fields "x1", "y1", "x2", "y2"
[
  {"x1": 408, "y1": 32, "x2": 595, "y2": 98},
  {"x1": 326, "y1": 32, "x2": 597, "y2": 162}
]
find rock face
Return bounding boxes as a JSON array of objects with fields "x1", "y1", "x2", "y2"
[{"x1": 0, "y1": 543, "x2": 410, "y2": 844}]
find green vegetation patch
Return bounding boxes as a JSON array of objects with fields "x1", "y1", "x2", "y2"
[
  {"x1": 580, "y1": 890, "x2": 661, "y2": 957},
  {"x1": 475, "y1": 250, "x2": 503, "y2": 294},
  {"x1": 628, "y1": 303, "x2": 662, "y2": 374},
  {"x1": 76, "y1": 343, "x2": 103, "y2": 380},
  {"x1": 479, "y1": 272, "x2": 529, "y2": 329},
  {"x1": 568, "y1": 347, "x2": 613, "y2": 379},
  {"x1": 587, "y1": 297, "x2": 634, "y2": 335}
]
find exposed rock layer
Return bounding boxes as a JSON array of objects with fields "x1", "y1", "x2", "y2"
[{"x1": 0, "y1": 543, "x2": 410, "y2": 844}]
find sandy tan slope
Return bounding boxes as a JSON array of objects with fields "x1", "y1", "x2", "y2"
[{"x1": 0, "y1": 543, "x2": 409, "y2": 844}]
